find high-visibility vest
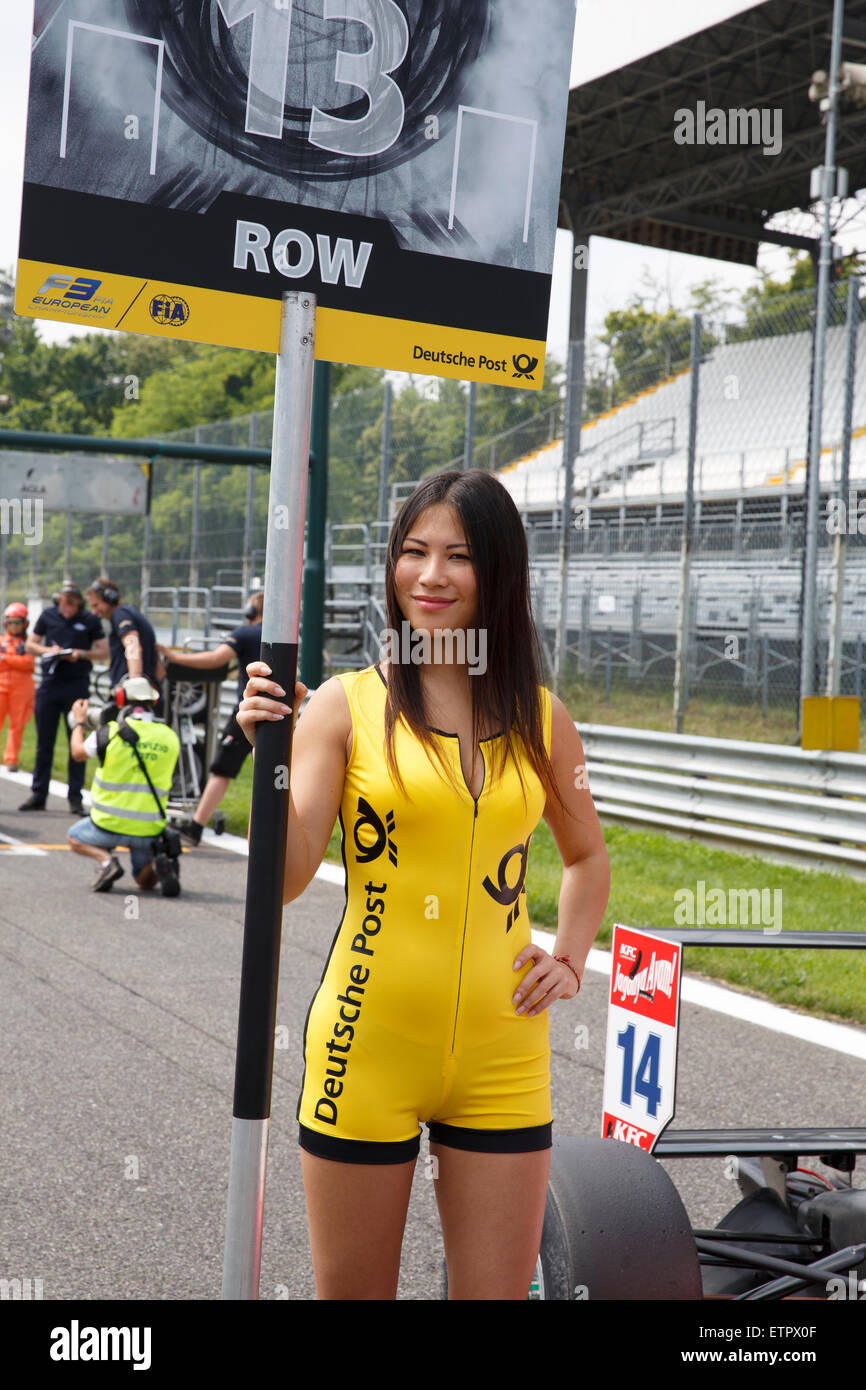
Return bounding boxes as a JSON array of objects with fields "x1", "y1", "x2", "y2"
[{"x1": 90, "y1": 719, "x2": 180, "y2": 838}]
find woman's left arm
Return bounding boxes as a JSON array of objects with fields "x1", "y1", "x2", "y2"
[{"x1": 512, "y1": 692, "x2": 610, "y2": 1016}]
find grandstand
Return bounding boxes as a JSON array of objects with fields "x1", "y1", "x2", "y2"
[
  {"x1": 492, "y1": 307, "x2": 866, "y2": 698},
  {"x1": 499, "y1": 318, "x2": 866, "y2": 518}
]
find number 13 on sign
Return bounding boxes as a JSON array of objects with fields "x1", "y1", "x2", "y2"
[
  {"x1": 601, "y1": 925, "x2": 682, "y2": 1152},
  {"x1": 221, "y1": 0, "x2": 409, "y2": 154}
]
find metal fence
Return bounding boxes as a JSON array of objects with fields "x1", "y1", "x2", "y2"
[{"x1": 2, "y1": 278, "x2": 864, "y2": 742}]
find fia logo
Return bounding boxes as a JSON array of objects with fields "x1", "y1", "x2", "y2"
[
  {"x1": 150, "y1": 294, "x2": 190, "y2": 327},
  {"x1": 352, "y1": 796, "x2": 397, "y2": 867},
  {"x1": 482, "y1": 838, "x2": 531, "y2": 931}
]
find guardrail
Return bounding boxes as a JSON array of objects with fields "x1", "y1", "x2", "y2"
[{"x1": 580, "y1": 723, "x2": 866, "y2": 875}]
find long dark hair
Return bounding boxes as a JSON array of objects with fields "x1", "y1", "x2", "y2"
[{"x1": 383, "y1": 469, "x2": 565, "y2": 810}]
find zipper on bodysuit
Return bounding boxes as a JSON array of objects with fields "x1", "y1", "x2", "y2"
[{"x1": 450, "y1": 793, "x2": 478, "y2": 1056}]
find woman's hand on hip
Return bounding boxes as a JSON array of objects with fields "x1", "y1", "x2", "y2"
[{"x1": 512, "y1": 943, "x2": 579, "y2": 1016}]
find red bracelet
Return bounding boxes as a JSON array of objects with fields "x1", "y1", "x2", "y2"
[{"x1": 554, "y1": 955, "x2": 581, "y2": 991}]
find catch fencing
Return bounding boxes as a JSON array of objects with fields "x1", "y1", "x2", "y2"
[{"x1": 2, "y1": 279, "x2": 864, "y2": 742}]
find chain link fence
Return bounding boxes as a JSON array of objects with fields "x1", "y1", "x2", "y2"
[
  {"x1": 493, "y1": 279, "x2": 866, "y2": 739},
  {"x1": 2, "y1": 279, "x2": 864, "y2": 740}
]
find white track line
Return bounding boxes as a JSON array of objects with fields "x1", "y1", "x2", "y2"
[
  {"x1": 0, "y1": 830, "x2": 47, "y2": 856},
  {"x1": 8, "y1": 776, "x2": 865, "y2": 1059}
]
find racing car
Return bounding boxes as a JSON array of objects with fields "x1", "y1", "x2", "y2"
[{"x1": 444, "y1": 925, "x2": 866, "y2": 1300}]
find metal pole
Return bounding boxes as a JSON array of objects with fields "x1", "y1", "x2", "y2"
[
  {"x1": 141, "y1": 458, "x2": 154, "y2": 607},
  {"x1": 828, "y1": 274, "x2": 860, "y2": 695},
  {"x1": 378, "y1": 379, "x2": 392, "y2": 527},
  {"x1": 0, "y1": 528, "x2": 7, "y2": 612},
  {"x1": 554, "y1": 224, "x2": 590, "y2": 691},
  {"x1": 554, "y1": 338, "x2": 580, "y2": 691},
  {"x1": 300, "y1": 360, "x2": 330, "y2": 690},
  {"x1": 101, "y1": 515, "x2": 110, "y2": 576},
  {"x1": 801, "y1": 0, "x2": 846, "y2": 706},
  {"x1": 463, "y1": 380, "x2": 477, "y2": 471},
  {"x1": 64, "y1": 514, "x2": 73, "y2": 582},
  {"x1": 673, "y1": 315, "x2": 702, "y2": 733},
  {"x1": 141, "y1": 512, "x2": 151, "y2": 606},
  {"x1": 221, "y1": 292, "x2": 316, "y2": 1300},
  {"x1": 243, "y1": 415, "x2": 257, "y2": 594},
  {"x1": 190, "y1": 428, "x2": 202, "y2": 593},
  {"x1": 29, "y1": 527, "x2": 38, "y2": 606}
]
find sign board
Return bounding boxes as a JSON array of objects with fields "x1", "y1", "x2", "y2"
[
  {"x1": 0, "y1": 451, "x2": 148, "y2": 515},
  {"x1": 17, "y1": 0, "x2": 576, "y2": 389},
  {"x1": 601, "y1": 924, "x2": 682, "y2": 1153}
]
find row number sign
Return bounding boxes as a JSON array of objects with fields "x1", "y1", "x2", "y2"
[
  {"x1": 602, "y1": 925, "x2": 682, "y2": 1152},
  {"x1": 17, "y1": 0, "x2": 576, "y2": 388}
]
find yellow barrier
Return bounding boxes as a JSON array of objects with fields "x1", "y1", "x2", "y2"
[{"x1": 801, "y1": 696, "x2": 861, "y2": 752}]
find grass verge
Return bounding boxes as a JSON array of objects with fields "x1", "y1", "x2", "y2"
[{"x1": 10, "y1": 718, "x2": 866, "y2": 1027}]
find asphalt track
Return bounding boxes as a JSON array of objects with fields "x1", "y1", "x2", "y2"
[{"x1": 1, "y1": 767, "x2": 864, "y2": 1302}]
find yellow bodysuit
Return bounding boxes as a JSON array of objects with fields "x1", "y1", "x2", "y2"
[{"x1": 297, "y1": 664, "x2": 553, "y2": 1163}]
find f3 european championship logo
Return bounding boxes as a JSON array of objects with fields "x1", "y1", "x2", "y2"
[
  {"x1": 33, "y1": 274, "x2": 113, "y2": 315},
  {"x1": 149, "y1": 294, "x2": 190, "y2": 327}
]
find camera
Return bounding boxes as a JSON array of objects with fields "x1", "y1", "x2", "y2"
[
  {"x1": 67, "y1": 704, "x2": 103, "y2": 732},
  {"x1": 152, "y1": 827, "x2": 181, "y2": 860}
]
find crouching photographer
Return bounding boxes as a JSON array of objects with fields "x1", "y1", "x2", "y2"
[{"x1": 67, "y1": 676, "x2": 182, "y2": 896}]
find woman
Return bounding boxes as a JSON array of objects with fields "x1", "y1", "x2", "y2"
[{"x1": 238, "y1": 469, "x2": 610, "y2": 1300}]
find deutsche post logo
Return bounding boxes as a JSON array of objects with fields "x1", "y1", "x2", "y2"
[
  {"x1": 482, "y1": 837, "x2": 531, "y2": 931},
  {"x1": 150, "y1": 294, "x2": 190, "y2": 327},
  {"x1": 352, "y1": 796, "x2": 397, "y2": 867},
  {"x1": 512, "y1": 354, "x2": 539, "y2": 380}
]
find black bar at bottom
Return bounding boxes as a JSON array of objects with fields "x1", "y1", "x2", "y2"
[{"x1": 231, "y1": 639, "x2": 298, "y2": 1120}]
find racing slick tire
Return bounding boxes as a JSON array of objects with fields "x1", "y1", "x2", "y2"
[
  {"x1": 440, "y1": 1135, "x2": 702, "y2": 1299},
  {"x1": 536, "y1": 1135, "x2": 702, "y2": 1300}
]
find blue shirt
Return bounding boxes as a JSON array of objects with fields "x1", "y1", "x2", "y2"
[
  {"x1": 33, "y1": 606, "x2": 104, "y2": 688},
  {"x1": 225, "y1": 623, "x2": 263, "y2": 703},
  {"x1": 108, "y1": 604, "x2": 158, "y2": 687}
]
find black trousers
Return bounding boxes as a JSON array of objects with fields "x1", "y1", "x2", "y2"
[{"x1": 31, "y1": 682, "x2": 88, "y2": 803}]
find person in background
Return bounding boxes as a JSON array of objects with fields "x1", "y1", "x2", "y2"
[
  {"x1": 67, "y1": 676, "x2": 181, "y2": 895},
  {"x1": 156, "y1": 591, "x2": 263, "y2": 845},
  {"x1": 19, "y1": 583, "x2": 107, "y2": 814},
  {"x1": 0, "y1": 603, "x2": 36, "y2": 773},
  {"x1": 86, "y1": 578, "x2": 162, "y2": 694}
]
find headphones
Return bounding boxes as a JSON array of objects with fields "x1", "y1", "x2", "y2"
[
  {"x1": 116, "y1": 681, "x2": 158, "y2": 709},
  {"x1": 91, "y1": 580, "x2": 120, "y2": 605},
  {"x1": 244, "y1": 603, "x2": 257, "y2": 621}
]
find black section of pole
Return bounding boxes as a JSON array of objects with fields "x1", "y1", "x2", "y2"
[
  {"x1": 300, "y1": 362, "x2": 330, "y2": 690},
  {"x1": 222, "y1": 293, "x2": 316, "y2": 1301},
  {"x1": 231, "y1": 639, "x2": 297, "y2": 1120}
]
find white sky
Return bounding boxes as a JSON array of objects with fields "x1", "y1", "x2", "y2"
[{"x1": 0, "y1": 0, "x2": 859, "y2": 367}]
